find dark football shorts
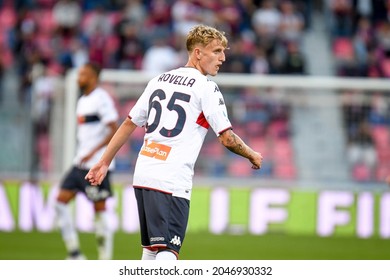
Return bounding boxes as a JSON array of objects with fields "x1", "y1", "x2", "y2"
[
  {"x1": 134, "y1": 187, "x2": 190, "y2": 255},
  {"x1": 61, "y1": 166, "x2": 112, "y2": 202}
]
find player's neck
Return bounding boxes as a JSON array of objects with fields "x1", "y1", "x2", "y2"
[
  {"x1": 184, "y1": 61, "x2": 196, "y2": 69},
  {"x1": 185, "y1": 61, "x2": 205, "y2": 76}
]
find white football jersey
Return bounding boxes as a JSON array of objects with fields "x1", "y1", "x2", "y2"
[
  {"x1": 129, "y1": 67, "x2": 232, "y2": 200},
  {"x1": 73, "y1": 87, "x2": 119, "y2": 170}
]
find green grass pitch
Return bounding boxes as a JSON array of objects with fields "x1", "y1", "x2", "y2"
[{"x1": 0, "y1": 230, "x2": 388, "y2": 260}]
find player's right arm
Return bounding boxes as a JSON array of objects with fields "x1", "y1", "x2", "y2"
[{"x1": 85, "y1": 117, "x2": 137, "y2": 185}]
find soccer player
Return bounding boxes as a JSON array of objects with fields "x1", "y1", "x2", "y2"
[
  {"x1": 85, "y1": 25, "x2": 263, "y2": 260},
  {"x1": 55, "y1": 62, "x2": 119, "y2": 260}
]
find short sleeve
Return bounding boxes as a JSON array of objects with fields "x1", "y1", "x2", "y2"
[{"x1": 201, "y1": 81, "x2": 232, "y2": 136}]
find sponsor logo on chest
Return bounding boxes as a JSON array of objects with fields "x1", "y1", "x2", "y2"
[{"x1": 140, "y1": 140, "x2": 172, "y2": 161}]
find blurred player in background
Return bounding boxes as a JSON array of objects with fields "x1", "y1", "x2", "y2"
[
  {"x1": 56, "y1": 62, "x2": 119, "y2": 260},
  {"x1": 85, "y1": 25, "x2": 263, "y2": 260}
]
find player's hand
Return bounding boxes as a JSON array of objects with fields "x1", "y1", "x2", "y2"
[
  {"x1": 85, "y1": 161, "x2": 109, "y2": 186},
  {"x1": 250, "y1": 152, "x2": 263, "y2": 169}
]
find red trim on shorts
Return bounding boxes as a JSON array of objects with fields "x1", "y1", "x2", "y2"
[
  {"x1": 143, "y1": 245, "x2": 167, "y2": 250},
  {"x1": 151, "y1": 244, "x2": 168, "y2": 249},
  {"x1": 143, "y1": 246, "x2": 159, "y2": 252},
  {"x1": 133, "y1": 185, "x2": 173, "y2": 195}
]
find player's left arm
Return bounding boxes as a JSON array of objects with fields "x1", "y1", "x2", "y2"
[
  {"x1": 218, "y1": 129, "x2": 262, "y2": 169},
  {"x1": 202, "y1": 82, "x2": 262, "y2": 169}
]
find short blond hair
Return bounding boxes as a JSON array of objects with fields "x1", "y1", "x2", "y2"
[{"x1": 186, "y1": 25, "x2": 228, "y2": 52}]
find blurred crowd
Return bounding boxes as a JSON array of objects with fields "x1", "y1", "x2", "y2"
[
  {"x1": 0, "y1": 0, "x2": 310, "y2": 104},
  {"x1": 342, "y1": 89, "x2": 390, "y2": 183},
  {"x1": 329, "y1": 0, "x2": 390, "y2": 78},
  {"x1": 332, "y1": 1, "x2": 390, "y2": 182},
  {"x1": 0, "y1": 0, "x2": 310, "y2": 179}
]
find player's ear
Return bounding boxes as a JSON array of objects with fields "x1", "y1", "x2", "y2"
[{"x1": 195, "y1": 48, "x2": 202, "y2": 60}]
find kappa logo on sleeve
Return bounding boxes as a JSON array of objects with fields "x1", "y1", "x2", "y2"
[{"x1": 140, "y1": 140, "x2": 172, "y2": 161}]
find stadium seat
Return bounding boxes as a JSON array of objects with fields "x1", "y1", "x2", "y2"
[
  {"x1": 376, "y1": 146, "x2": 390, "y2": 162},
  {"x1": 352, "y1": 163, "x2": 371, "y2": 182},
  {"x1": 35, "y1": 34, "x2": 54, "y2": 59},
  {"x1": 0, "y1": 31, "x2": 5, "y2": 48},
  {"x1": 375, "y1": 164, "x2": 390, "y2": 181},
  {"x1": 267, "y1": 120, "x2": 289, "y2": 139},
  {"x1": 256, "y1": 160, "x2": 273, "y2": 177},
  {"x1": 36, "y1": 0, "x2": 56, "y2": 8},
  {"x1": 108, "y1": 11, "x2": 123, "y2": 27},
  {"x1": 228, "y1": 157, "x2": 252, "y2": 177},
  {"x1": 231, "y1": 125, "x2": 246, "y2": 139},
  {"x1": 248, "y1": 136, "x2": 271, "y2": 158},
  {"x1": 203, "y1": 158, "x2": 227, "y2": 177},
  {"x1": 381, "y1": 59, "x2": 390, "y2": 78},
  {"x1": 246, "y1": 120, "x2": 265, "y2": 137},
  {"x1": 34, "y1": 9, "x2": 57, "y2": 35},
  {"x1": 273, "y1": 139, "x2": 293, "y2": 161},
  {"x1": 1, "y1": 47, "x2": 13, "y2": 68},
  {"x1": 332, "y1": 37, "x2": 354, "y2": 60},
  {"x1": 104, "y1": 35, "x2": 120, "y2": 67},
  {"x1": 0, "y1": 7, "x2": 16, "y2": 30},
  {"x1": 81, "y1": 10, "x2": 96, "y2": 33},
  {"x1": 200, "y1": 139, "x2": 225, "y2": 160},
  {"x1": 371, "y1": 125, "x2": 389, "y2": 148},
  {"x1": 274, "y1": 163, "x2": 296, "y2": 180}
]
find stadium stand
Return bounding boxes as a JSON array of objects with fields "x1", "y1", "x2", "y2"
[{"x1": 325, "y1": 1, "x2": 390, "y2": 182}]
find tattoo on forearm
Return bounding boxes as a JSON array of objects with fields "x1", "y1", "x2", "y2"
[{"x1": 225, "y1": 132, "x2": 249, "y2": 157}]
